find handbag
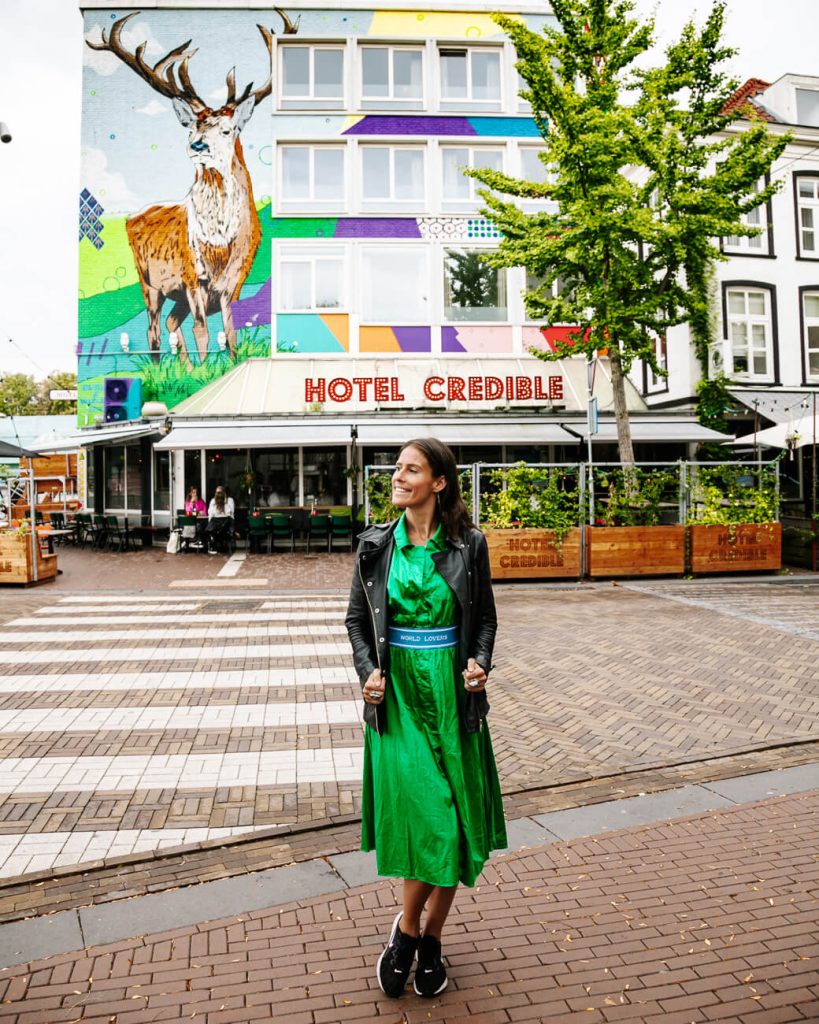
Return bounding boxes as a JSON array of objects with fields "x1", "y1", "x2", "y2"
[{"x1": 166, "y1": 529, "x2": 181, "y2": 554}]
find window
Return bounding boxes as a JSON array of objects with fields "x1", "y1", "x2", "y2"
[
  {"x1": 520, "y1": 147, "x2": 551, "y2": 185},
  {"x1": 724, "y1": 178, "x2": 770, "y2": 255},
  {"x1": 803, "y1": 291, "x2": 819, "y2": 378},
  {"x1": 361, "y1": 46, "x2": 423, "y2": 105},
  {"x1": 153, "y1": 450, "x2": 170, "y2": 511},
  {"x1": 361, "y1": 146, "x2": 425, "y2": 203},
  {"x1": 516, "y1": 71, "x2": 531, "y2": 113},
  {"x1": 444, "y1": 249, "x2": 507, "y2": 321},
  {"x1": 523, "y1": 270, "x2": 573, "y2": 320},
  {"x1": 279, "y1": 247, "x2": 344, "y2": 311},
  {"x1": 104, "y1": 446, "x2": 125, "y2": 510},
  {"x1": 184, "y1": 450, "x2": 202, "y2": 507},
  {"x1": 725, "y1": 286, "x2": 774, "y2": 379},
  {"x1": 796, "y1": 176, "x2": 819, "y2": 257},
  {"x1": 360, "y1": 247, "x2": 429, "y2": 322},
  {"x1": 126, "y1": 444, "x2": 143, "y2": 511},
  {"x1": 796, "y1": 88, "x2": 819, "y2": 127},
  {"x1": 251, "y1": 448, "x2": 298, "y2": 507},
  {"x1": 303, "y1": 447, "x2": 346, "y2": 505},
  {"x1": 439, "y1": 48, "x2": 501, "y2": 106},
  {"x1": 441, "y1": 147, "x2": 503, "y2": 203},
  {"x1": 280, "y1": 46, "x2": 344, "y2": 106},
  {"x1": 279, "y1": 146, "x2": 345, "y2": 206}
]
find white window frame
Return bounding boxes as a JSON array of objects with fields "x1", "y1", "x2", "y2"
[
  {"x1": 276, "y1": 245, "x2": 348, "y2": 314},
  {"x1": 359, "y1": 145, "x2": 426, "y2": 207},
  {"x1": 358, "y1": 244, "x2": 431, "y2": 325},
  {"x1": 803, "y1": 289, "x2": 819, "y2": 380},
  {"x1": 438, "y1": 46, "x2": 503, "y2": 108},
  {"x1": 725, "y1": 285, "x2": 774, "y2": 381},
  {"x1": 522, "y1": 269, "x2": 572, "y2": 323},
  {"x1": 359, "y1": 45, "x2": 425, "y2": 106},
  {"x1": 442, "y1": 246, "x2": 509, "y2": 324},
  {"x1": 278, "y1": 44, "x2": 346, "y2": 108},
  {"x1": 724, "y1": 178, "x2": 771, "y2": 256},
  {"x1": 796, "y1": 175, "x2": 819, "y2": 258},
  {"x1": 440, "y1": 145, "x2": 504, "y2": 206},
  {"x1": 277, "y1": 145, "x2": 346, "y2": 211}
]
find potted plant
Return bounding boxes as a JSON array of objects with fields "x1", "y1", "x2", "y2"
[
  {"x1": 586, "y1": 467, "x2": 686, "y2": 577},
  {"x1": 480, "y1": 465, "x2": 582, "y2": 579},
  {"x1": 0, "y1": 520, "x2": 58, "y2": 585},
  {"x1": 686, "y1": 465, "x2": 781, "y2": 573}
]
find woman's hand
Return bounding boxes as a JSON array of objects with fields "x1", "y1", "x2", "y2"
[
  {"x1": 462, "y1": 657, "x2": 487, "y2": 693},
  {"x1": 363, "y1": 668, "x2": 386, "y2": 705}
]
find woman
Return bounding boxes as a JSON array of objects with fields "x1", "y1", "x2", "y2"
[
  {"x1": 205, "y1": 485, "x2": 235, "y2": 555},
  {"x1": 345, "y1": 438, "x2": 506, "y2": 999},
  {"x1": 185, "y1": 487, "x2": 207, "y2": 517}
]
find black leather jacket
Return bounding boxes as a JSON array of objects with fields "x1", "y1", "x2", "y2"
[{"x1": 345, "y1": 519, "x2": 497, "y2": 735}]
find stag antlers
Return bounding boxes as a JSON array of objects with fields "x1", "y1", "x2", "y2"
[{"x1": 86, "y1": 9, "x2": 297, "y2": 111}]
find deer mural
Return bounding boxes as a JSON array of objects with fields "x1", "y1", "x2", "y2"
[{"x1": 87, "y1": 11, "x2": 297, "y2": 363}]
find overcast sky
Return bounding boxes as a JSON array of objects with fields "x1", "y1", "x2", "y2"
[{"x1": 1, "y1": 0, "x2": 817, "y2": 377}]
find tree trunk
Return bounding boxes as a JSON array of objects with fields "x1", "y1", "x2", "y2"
[{"x1": 608, "y1": 343, "x2": 636, "y2": 469}]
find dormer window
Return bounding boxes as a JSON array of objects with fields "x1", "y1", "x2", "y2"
[{"x1": 796, "y1": 88, "x2": 819, "y2": 127}]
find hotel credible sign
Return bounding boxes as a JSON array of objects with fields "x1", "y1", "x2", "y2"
[{"x1": 304, "y1": 372, "x2": 564, "y2": 406}]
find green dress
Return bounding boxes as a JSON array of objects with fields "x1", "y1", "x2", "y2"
[{"x1": 360, "y1": 514, "x2": 507, "y2": 887}]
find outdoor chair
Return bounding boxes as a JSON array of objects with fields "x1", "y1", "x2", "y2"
[
  {"x1": 74, "y1": 512, "x2": 92, "y2": 547},
  {"x1": 306, "y1": 513, "x2": 331, "y2": 554},
  {"x1": 48, "y1": 511, "x2": 76, "y2": 545},
  {"x1": 178, "y1": 513, "x2": 201, "y2": 552},
  {"x1": 330, "y1": 512, "x2": 354, "y2": 552},
  {"x1": 105, "y1": 514, "x2": 129, "y2": 552},
  {"x1": 248, "y1": 513, "x2": 272, "y2": 554},
  {"x1": 269, "y1": 513, "x2": 295, "y2": 553},
  {"x1": 93, "y1": 513, "x2": 108, "y2": 550}
]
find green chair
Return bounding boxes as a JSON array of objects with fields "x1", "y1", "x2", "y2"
[
  {"x1": 93, "y1": 513, "x2": 108, "y2": 549},
  {"x1": 248, "y1": 513, "x2": 271, "y2": 554},
  {"x1": 269, "y1": 513, "x2": 295, "y2": 553},
  {"x1": 306, "y1": 513, "x2": 331, "y2": 554},
  {"x1": 330, "y1": 512, "x2": 354, "y2": 552},
  {"x1": 178, "y1": 513, "x2": 200, "y2": 552},
  {"x1": 105, "y1": 514, "x2": 128, "y2": 552}
]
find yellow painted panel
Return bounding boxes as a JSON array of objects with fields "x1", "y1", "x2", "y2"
[
  {"x1": 320, "y1": 314, "x2": 350, "y2": 351},
  {"x1": 359, "y1": 326, "x2": 401, "y2": 353},
  {"x1": 368, "y1": 11, "x2": 520, "y2": 39}
]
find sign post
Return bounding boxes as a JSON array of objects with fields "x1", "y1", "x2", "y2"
[{"x1": 586, "y1": 359, "x2": 598, "y2": 524}]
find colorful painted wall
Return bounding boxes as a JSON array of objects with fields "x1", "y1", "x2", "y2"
[{"x1": 79, "y1": 7, "x2": 553, "y2": 423}]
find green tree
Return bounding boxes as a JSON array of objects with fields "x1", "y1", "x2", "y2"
[
  {"x1": 470, "y1": 0, "x2": 787, "y2": 467},
  {"x1": 35, "y1": 372, "x2": 78, "y2": 415},
  {"x1": 0, "y1": 373, "x2": 38, "y2": 416}
]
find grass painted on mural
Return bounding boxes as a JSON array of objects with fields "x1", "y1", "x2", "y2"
[{"x1": 77, "y1": 327, "x2": 271, "y2": 424}]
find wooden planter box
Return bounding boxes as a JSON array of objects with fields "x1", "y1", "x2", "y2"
[
  {"x1": 485, "y1": 527, "x2": 581, "y2": 579},
  {"x1": 689, "y1": 523, "x2": 782, "y2": 574},
  {"x1": 0, "y1": 531, "x2": 58, "y2": 585},
  {"x1": 586, "y1": 525, "x2": 686, "y2": 578}
]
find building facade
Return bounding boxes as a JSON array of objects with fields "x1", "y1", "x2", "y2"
[{"x1": 76, "y1": 1, "x2": 729, "y2": 525}]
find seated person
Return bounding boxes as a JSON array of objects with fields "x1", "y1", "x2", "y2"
[
  {"x1": 205, "y1": 486, "x2": 235, "y2": 554},
  {"x1": 185, "y1": 487, "x2": 206, "y2": 517},
  {"x1": 184, "y1": 487, "x2": 207, "y2": 548}
]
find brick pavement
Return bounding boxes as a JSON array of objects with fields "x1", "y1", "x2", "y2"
[
  {"x1": 0, "y1": 580, "x2": 817, "y2": 886},
  {"x1": 0, "y1": 789, "x2": 815, "y2": 1024}
]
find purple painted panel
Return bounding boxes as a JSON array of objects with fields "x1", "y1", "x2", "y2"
[
  {"x1": 392, "y1": 326, "x2": 431, "y2": 353},
  {"x1": 344, "y1": 115, "x2": 477, "y2": 136},
  {"x1": 231, "y1": 279, "x2": 271, "y2": 328},
  {"x1": 442, "y1": 327, "x2": 467, "y2": 353},
  {"x1": 333, "y1": 218, "x2": 422, "y2": 239}
]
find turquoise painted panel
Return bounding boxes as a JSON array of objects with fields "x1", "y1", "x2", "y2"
[{"x1": 277, "y1": 314, "x2": 346, "y2": 353}]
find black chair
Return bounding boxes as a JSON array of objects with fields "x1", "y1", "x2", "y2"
[
  {"x1": 269, "y1": 513, "x2": 295, "y2": 553},
  {"x1": 205, "y1": 516, "x2": 235, "y2": 555},
  {"x1": 306, "y1": 513, "x2": 331, "y2": 554},
  {"x1": 330, "y1": 512, "x2": 354, "y2": 552},
  {"x1": 92, "y1": 513, "x2": 109, "y2": 549},
  {"x1": 48, "y1": 511, "x2": 76, "y2": 546}
]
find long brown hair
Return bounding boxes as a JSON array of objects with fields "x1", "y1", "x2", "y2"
[
  {"x1": 399, "y1": 438, "x2": 474, "y2": 542},
  {"x1": 214, "y1": 485, "x2": 226, "y2": 513}
]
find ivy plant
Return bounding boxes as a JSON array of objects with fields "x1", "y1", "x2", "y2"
[
  {"x1": 686, "y1": 465, "x2": 779, "y2": 525},
  {"x1": 480, "y1": 465, "x2": 580, "y2": 541}
]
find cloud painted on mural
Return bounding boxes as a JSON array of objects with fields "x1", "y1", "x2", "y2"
[
  {"x1": 136, "y1": 99, "x2": 169, "y2": 118},
  {"x1": 82, "y1": 148, "x2": 137, "y2": 213}
]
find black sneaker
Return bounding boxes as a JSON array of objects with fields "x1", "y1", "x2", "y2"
[
  {"x1": 376, "y1": 912, "x2": 419, "y2": 997},
  {"x1": 413, "y1": 935, "x2": 447, "y2": 997}
]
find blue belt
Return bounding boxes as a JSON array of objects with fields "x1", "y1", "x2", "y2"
[{"x1": 388, "y1": 625, "x2": 459, "y2": 650}]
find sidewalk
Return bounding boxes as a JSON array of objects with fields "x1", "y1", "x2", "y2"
[{"x1": 0, "y1": 772, "x2": 816, "y2": 1024}]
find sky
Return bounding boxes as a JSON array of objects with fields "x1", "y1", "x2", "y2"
[{"x1": 0, "y1": 0, "x2": 817, "y2": 378}]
